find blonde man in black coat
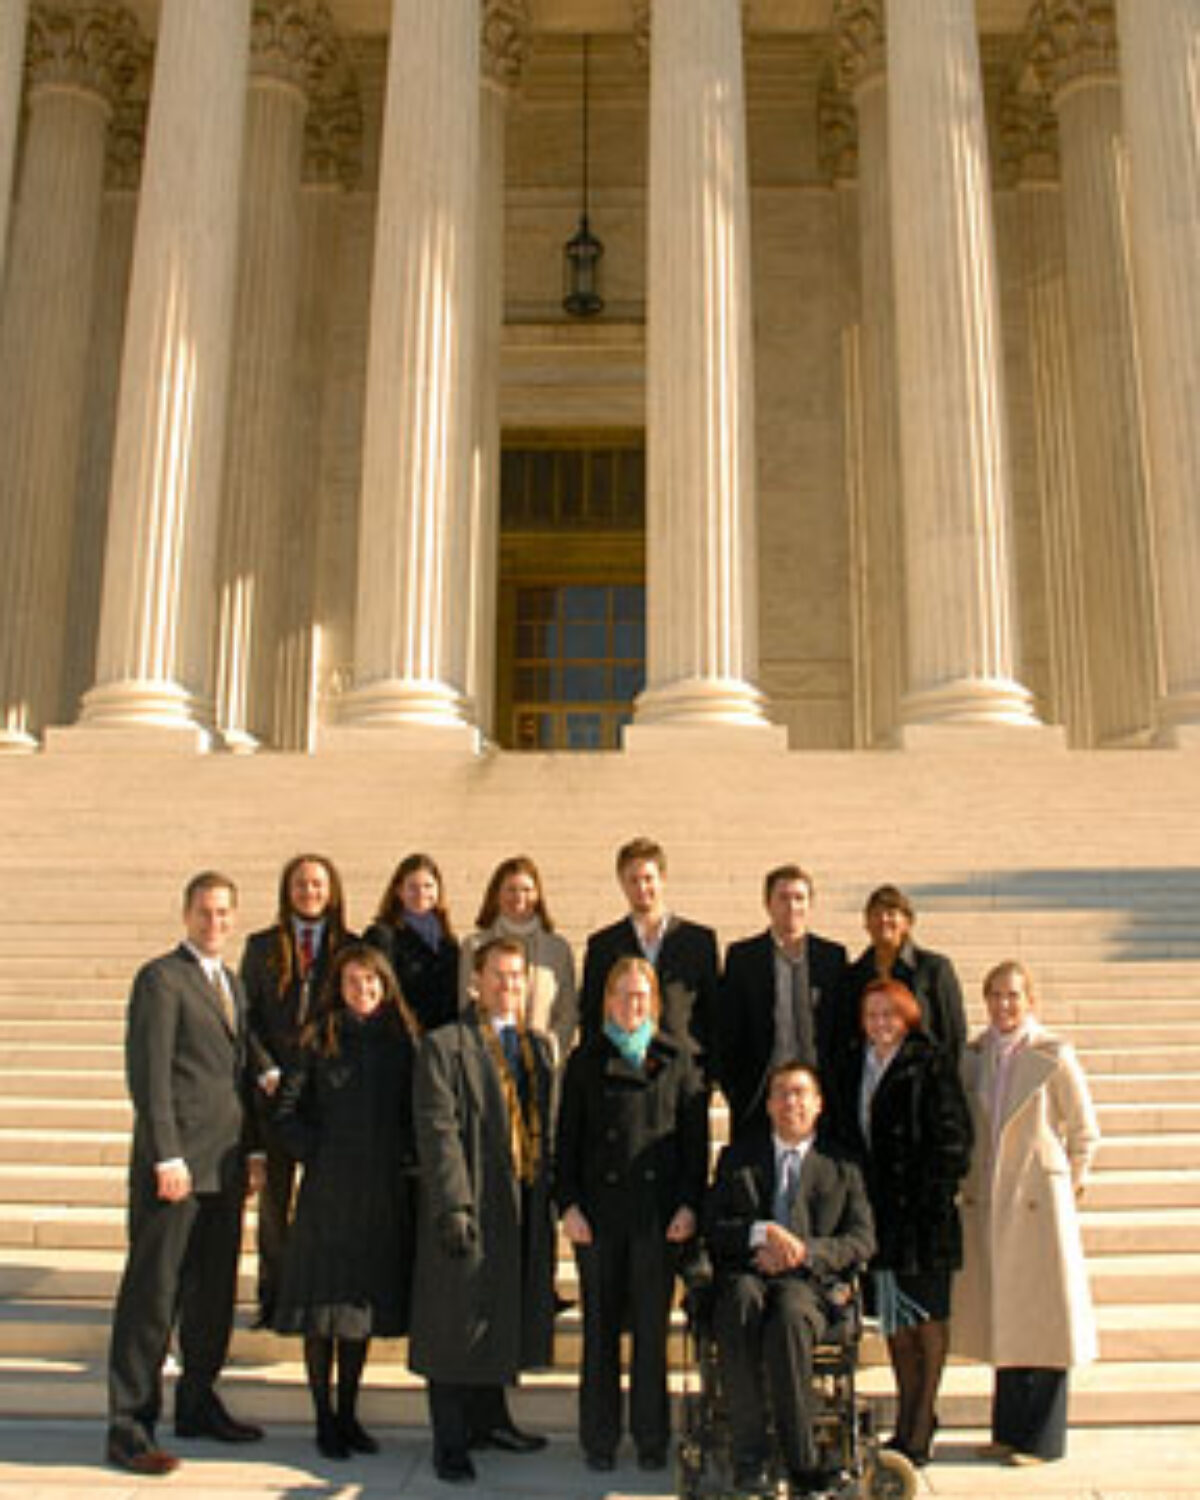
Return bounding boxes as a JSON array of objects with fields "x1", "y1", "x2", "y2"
[{"x1": 410, "y1": 937, "x2": 556, "y2": 1484}]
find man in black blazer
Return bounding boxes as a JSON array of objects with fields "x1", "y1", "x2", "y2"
[
  {"x1": 706, "y1": 1062, "x2": 875, "y2": 1495},
  {"x1": 240, "y1": 853, "x2": 353, "y2": 1326},
  {"x1": 716, "y1": 865, "x2": 848, "y2": 1140},
  {"x1": 580, "y1": 837, "x2": 719, "y2": 1077},
  {"x1": 106, "y1": 872, "x2": 265, "y2": 1476}
]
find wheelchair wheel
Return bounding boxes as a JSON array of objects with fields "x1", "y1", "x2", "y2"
[{"x1": 863, "y1": 1447, "x2": 917, "y2": 1500}]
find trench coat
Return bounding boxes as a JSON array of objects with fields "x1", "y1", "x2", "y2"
[
  {"x1": 408, "y1": 1011, "x2": 556, "y2": 1385},
  {"x1": 951, "y1": 1023, "x2": 1100, "y2": 1369}
]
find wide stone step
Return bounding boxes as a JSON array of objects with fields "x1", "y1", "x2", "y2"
[
  {"x1": 1097, "y1": 1101, "x2": 1200, "y2": 1133},
  {"x1": 0, "y1": 1070, "x2": 123, "y2": 1100},
  {"x1": 1083, "y1": 1169, "x2": 1200, "y2": 1211},
  {"x1": 0, "y1": 1097, "x2": 130, "y2": 1131},
  {"x1": 1094, "y1": 1132, "x2": 1200, "y2": 1169},
  {"x1": 1088, "y1": 1074, "x2": 1200, "y2": 1104},
  {"x1": 0, "y1": 1129, "x2": 130, "y2": 1167},
  {"x1": 0, "y1": 1044, "x2": 124, "y2": 1072},
  {"x1": 1080, "y1": 1207, "x2": 1200, "y2": 1254},
  {"x1": 1074, "y1": 1045, "x2": 1200, "y2": 1074},
  {"x1": 1087, "y1": 1251, "x2": 1200, "y2": 1304},
  {"x1": 0, "y1": 1019, "x2": 124, "y2": 1045}
]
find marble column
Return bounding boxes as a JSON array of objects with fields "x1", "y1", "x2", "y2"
[
  {"x1": 1030, "y1": 0, "x2": 1159, "y2": 744},
  {"x1": 0, "y1": 5, "x2": 140, "y2": 750},
  {"x1": 1003, "y1": 85, "x2": 1092, "y2": 744},
  {"x1": 72, "y1": 0, "x2": 251, "y2": 745},
  {"x1": 632, "y1": 0, "x2": 778, "y2": 741},
  {"x1": 468, "y1": 1, "x2": 530, "y2": 743},
  {"x1": 886, "y1": 0, "x2": 1041, "y2": 732},
  {"x1": 333, "y1": 0, "x2": 479, "y2": 743},
  {"x1": 1116, "y1": 0, "x2": 1200, "y2": 740},
  {"x1": 834, "y1": 0, "x2": 905, "y2": 746},
  {"x1": 0, "y1": 0, "x2": 28, "y2": 287},
  {"x1": 215, "y1": 0, "x2": 331, "y2": 752}
]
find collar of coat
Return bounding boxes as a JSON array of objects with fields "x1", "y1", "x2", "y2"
[{"x1": 966, "y1": 1020, "x2": 1063, "y2": 1130}]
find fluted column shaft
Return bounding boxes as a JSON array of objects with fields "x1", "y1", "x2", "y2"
[
  {"x1": 0, "y1": 7, "x2": 124, "y2": 747},
  {"x1": 635, "y1": 0, "x2": 771, "y2": 730},
  {"x1": 341, "y1": 0, "x2": 479, "y2": 734},
  {"x1": 80, "y1": 0, "x2": 251, "y2": 739},
  {"x1": 886, "y1": 0, "x2": 1038, "y2": 729},
  {"x1": 216, "y1": 12, "x2": 315, "y2": 750},
  {"x1": 1117, "y1": 0, "x2": 1200, "y2": 736},
  {"x1": 0, "y1": 0, "x2": 28, "y2": 286}
]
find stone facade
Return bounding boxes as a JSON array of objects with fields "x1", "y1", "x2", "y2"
[{"x1": 0, "y1": 0, "x2": 1193, "y2": 752}]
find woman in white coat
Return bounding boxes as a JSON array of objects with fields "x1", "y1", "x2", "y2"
[{"x1": 952, "y1": 960, "x2": 1100, "y2": 1465}]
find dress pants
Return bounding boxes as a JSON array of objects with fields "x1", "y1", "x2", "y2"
[
  {"x1": 427, "y1": 1382, "x2": 511, "y2": 1463},
  {"x1": 714, "y1": 1272, "x2": 825, "y2": 1477},
  {"x1": 575, "y1": 1226, "x2": 675, "y2": 1460},
  {"x1": 992, "y1": 1366, "x2": 1069, "y2": 1460},
  {"x1": 108, "y1": 1182, "x2": 243, "y2": 1445},
  {"x1": 255, "y1": 1137, "x2": 297, "y2": 1317}
]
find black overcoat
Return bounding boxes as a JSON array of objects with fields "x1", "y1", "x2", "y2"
[
  {"x1": 830, "y1": 1031, "x2": 973, "y2": 1275},
  {"x1": 839, "y1": 941, "x2": 967, "y2": 1066},
  {"x1": 364, "y1": 919, "x2": 460, "y2": 1032},
  {"x1": 271, "y1": 1009, "x2": 418, "y2": 1336},
  {"x1": 409, "y1": 1012, "x2": 556, "y2": 1384}
]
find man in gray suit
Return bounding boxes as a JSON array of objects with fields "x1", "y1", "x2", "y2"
[{"x1": 106, "y1": 872, "x2": 265, "y2": 1475}]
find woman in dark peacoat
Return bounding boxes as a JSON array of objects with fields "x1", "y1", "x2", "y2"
[
  {"x1": 555, "y1": 955, "x2": 709, "y2": 1471},
  {"x1": 364, "y1": 852, "x2": 460, "y2": 1033},
  {"x1": 272, "y1": 943, "x2": 419, "y2": 1460},
  {"x1": 831, "y1": 977, "x2": 972, "y2": 1468}
]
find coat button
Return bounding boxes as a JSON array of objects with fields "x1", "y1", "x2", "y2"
[
  {"x1": 604, "y1": 1171, "x2": 618, "y2": 1185},
  {"x1": 605, "y1": 1127, "x2": 618, "y2": 1142}
]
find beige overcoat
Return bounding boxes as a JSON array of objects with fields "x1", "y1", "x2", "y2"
[{"x1": 951, "y1": 1023, "x2": 1100, "y2": 1369}]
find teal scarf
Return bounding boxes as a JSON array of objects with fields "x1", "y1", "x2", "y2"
[{"x1": 604, "y1": 1018, "x2": 655, "y2": 1069}]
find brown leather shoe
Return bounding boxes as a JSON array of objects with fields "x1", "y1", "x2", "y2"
[{"x1": 106, "y1": 1436, "x2": 180, "y2": 1475}]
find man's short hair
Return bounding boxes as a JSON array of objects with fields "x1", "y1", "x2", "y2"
[
  {"x1": 472, "y1": 934, "x2": 527, "y2": 974},
  {"x1": 184, "y1": 871, "x2": 238, "y2": 909},
  {"x1": 616, "y1": 837, "x2": 666, "y2": 876},
  {"x1": 863, "y1": 883, "x2": 915, "y2": 921},
  {"x1": 763, "y1": 864, "x2": 815, "y2": 904},
  {"x1": 766, "y1": 1059, "x2": 822, "y2": 1097}
]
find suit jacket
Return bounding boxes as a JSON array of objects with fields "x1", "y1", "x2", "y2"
[
  {"x1": 580, "y1": 914, "x2": 720, "y2": 1075},
  {"x1": 716, "y1": 929, "x2": 849, "y2": 1134},
  {"x1": 125, "y1": 944, "x2": 256, "y2": 1197},
  {"x1": 240, "y1": 922, "x2": 354, "y2": 1077},
  {"x1": 409, "y1": 1012, "x2": 556, "y2": 1385},
  {"x1": 554, "y1": 1029, "x2": 709, "y2": 1235},
  {"x1": 705, "y1": 1127, "x2": 875, "y2": 1287},
  {"x1": 840, "y1": 940, "x2": 967, "y2": 1066}
]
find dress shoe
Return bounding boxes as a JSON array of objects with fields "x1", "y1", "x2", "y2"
[
  {"x1": 976, "y1": 1440, "x2": 1014, "y2": 1461},
  {"x1": 176, "y1": 1397, "x2": 264, "y2": 1443},
  {"x1": 732, "y1": 1460, "x2": 771, "y2": 1494},
  {"x1": 638, "y1": 1449, "x2": 667, "y2": 1471},
  {"x1": 1006, "y1": 1450, "x2": 1049, "y2": 1467},
  {"x1": 338, "y1": 1415, "x2": 379, "y2": 1454},
  {"x1": 585, "y1": 1451, "x2": 615, "y2": 1472},
  {"x1": 106, "y1": 1435, "x2": 179, "y2": 1476},
  {"x1": 471, "y1": 1423, "x2": 547, "y2": 1453},
  {"x1": 434, "y1": 1451, "x2": 477, "y2": 1483},
  {"x1": 788, "y1": 1466, "x2": 836, "y2": 1496},
  {"x1": 315, "y1": 1413, "x2": 350, "y2": 1460}
]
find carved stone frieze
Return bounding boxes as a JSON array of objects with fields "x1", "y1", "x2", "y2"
[
  {"x1": 631, "y1": 0, "x2": 649, "y2": 61},
  {"x1": 26, "y1": 3, "x2": 144, "y2": 105},
  {"x1": 303, "y1": 66, "x2": 362, "y2": 187},
  {"x1": 817, "y1": 71, "x2": 858, "y2": 183},
  {"x1": 832, "y1": 0, "x2": 885, "y2": 96},
  {"x1": 481, "y1": 0, "x2": 532, "y2": 92},
  {"x1": 998, "y1": 83, "x2": 1059, "y2": 187},
  {"x1": 1025, "y1": 0, "x2": 1118, "y2": 96}
]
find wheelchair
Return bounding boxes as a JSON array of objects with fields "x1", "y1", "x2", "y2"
[{"x1": 674, "y1": 1269, "x2": 916, "y2": 1500}]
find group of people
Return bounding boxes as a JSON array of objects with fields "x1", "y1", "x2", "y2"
[{"x1": 103, "y1": 838, "x2": 1101, "y2": 1496}]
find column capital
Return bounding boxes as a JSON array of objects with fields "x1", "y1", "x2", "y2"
[
  {"x1": 250, "y1": 0, "x2": 338, "y2": 94},
  {"x1": 1026, "y1": 0, "x2": 1118, "y2": 97},
  {"x1": 817, "y1": 72, "x2": 858, "y2": 184},
  {"x1": 832, "y1": 0, "x2": 885, "y2": 97},
  {"x1": 26, "y1": 3, "x2": 144, "y2": 106},
  {"x1": 105, "y1": 90, "x2": 146, "y2": 189},
  {"x1": 303, "y1": 54, "x2": 362, "y2": 186},
  {"x1": 481, "y1": 0, "x2": 532, "y2": 93},
  {"x1": 998, "y1": 83, "x2": 1060, "y2": 187}
]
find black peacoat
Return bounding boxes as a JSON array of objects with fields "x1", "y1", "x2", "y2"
[
  {"x1": 829, "y1": 1031, "x2": 973, "y2": 1276},
  {"x1": 839, "y1": 941, "x2": 967, "y2": 1066},
  {"x1": 554, "y1": 1029, "x2": 709, "y2": 1235},
  {"x1": 408, "y1": 1012, "x2": 556, "y2": 1385},
  {"x1": 364, "y1": 919, "x2": 460, "y2": 1033},
  {"x1": 271, "y1": 1008, "x2": 418, "y2": 1336}
]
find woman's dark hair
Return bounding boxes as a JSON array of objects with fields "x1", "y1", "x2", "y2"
[
  {"x1": 375, "y1": 852, "x2": 455, "y2": 938},
  {"x1": 301, "y1": 942, "x2": 419, "y2": 1057},
  {"x1": 474, "y1": 855, "x2": 555, "y2": 932},
  {"x1": 268, "y1": 853, "x2": 349, "y2": 1000}
]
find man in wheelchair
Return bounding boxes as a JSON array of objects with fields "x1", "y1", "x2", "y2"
[{"x1": 705, "y1": 1061, "x2": 875, "y2": 1497}]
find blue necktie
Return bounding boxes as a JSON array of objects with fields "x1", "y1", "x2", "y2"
[{"x1": 774, "y1": 1148, "x2": 800, "y2": 1225}]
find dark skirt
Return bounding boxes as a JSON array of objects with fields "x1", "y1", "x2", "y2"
[
  {"x1": 864, "y1": 1268, "x2": 952, "y2": 1325},
  {"x1": 992, "y1": 1366, "x2": 1068, "y2": 1460}
]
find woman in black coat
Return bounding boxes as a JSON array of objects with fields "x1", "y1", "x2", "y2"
[
  {"x1": 832, "y1": 977, "x2": 972, "y2": 1468},
  {"x1": 364, "y1": 852, "x2": 460, "y2": 1032},
  {"x1": 555, "y1": 956, "x2": 709, "y2": 1472},
  {"x1": 272, "y1": 943, "x2": 420, "y2": 1459}
]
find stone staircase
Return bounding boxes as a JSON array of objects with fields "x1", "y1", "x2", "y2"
[{"x1": 0, "y1": 744, "x2": 1198, "y2": 1430}]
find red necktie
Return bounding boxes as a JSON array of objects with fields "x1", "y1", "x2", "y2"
[{"x1": 298, "y1": 926, "x2": 316, "y2": 976}]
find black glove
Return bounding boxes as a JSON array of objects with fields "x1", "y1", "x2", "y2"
[{"x1": 439, "y1": 1209, "x2": 477, "y2": 1258}]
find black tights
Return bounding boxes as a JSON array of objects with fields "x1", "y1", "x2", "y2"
[
  {"x1": 887, "y1": 1318, "x2": 948, "y2": 1455},
  {"x1": 303, "y1": 1334, "x2": 370, "y2": 1423}
]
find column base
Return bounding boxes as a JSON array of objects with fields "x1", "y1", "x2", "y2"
[
  {"x1": 631, "y1": 676, "x2": 780, "y2": 731},
  {"x1": 56, "y1": 679, "x2": 214, "y2": 752},
  {"x1": 324, "y1": 678, "x2": 480, "y2": 753},
  {"x1": 0, "y1": 726, "x2": 39, "y2": 755},
  {"x1": 894, "y1": 721, "x2": 1067, "y2": 752},
  {"x1": 899, "y1": 676, "x2": 1044, "y2": 731},
  {"x1": 1154, "y1": 692, "x2": 1200, "y2": 748}
]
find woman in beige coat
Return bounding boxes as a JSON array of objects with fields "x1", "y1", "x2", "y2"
[{"x1": 952, "y1": 960, "x2": 1100, "y2": 1466}]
